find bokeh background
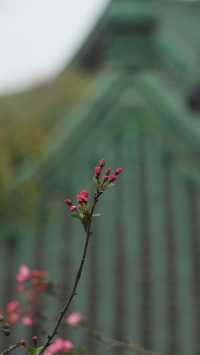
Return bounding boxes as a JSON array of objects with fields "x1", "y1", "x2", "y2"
[{"x1": 1, "y1": 1, "x2": 200, "y2": 354}]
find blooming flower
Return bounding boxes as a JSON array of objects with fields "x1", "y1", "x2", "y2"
[
  {"x1": 44, "y1": 338, "x2": 74, "y2": 354},
  {"x1": 66, "y1": 312, "x2": 82, "y2": 327}
]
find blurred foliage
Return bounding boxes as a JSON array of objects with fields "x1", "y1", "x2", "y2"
[{"x1": 0, "y1": 68, "x2": 92, "y2": 225}]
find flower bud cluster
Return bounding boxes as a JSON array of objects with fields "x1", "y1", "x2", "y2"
[
  {"x1": 94, "y1": 159, "x2": 123, "y2": 190},
  {"x1": 64, "y1": 160, "x2": 123, "y2": 229},
  {"x1": 0, "y1": 265, "x2": 49, "y2": 327}
]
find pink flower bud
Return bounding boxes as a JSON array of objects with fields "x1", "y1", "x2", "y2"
[
  {"x1": 109, "y1": 175, "x2": 117, "y2": 183},
  {"x1": 69, "y1": 205, "x2": 77, "y2": 212},
  {"x1": 64, "y1": 198, "x2": 72, "y2": 207},
  {"x1": 95, "y1": 166, "x2": 101, "y2": 178},
  {"x1": 32, "y1": 336, "x2": 38, "y2": 347},
  {"x1": 76, "y1": 190, "x2": 88, "y2": 204},
  {"x1": 99, "y1": 159, "x2": 106, "y2": 168},
  {"x1": 103, "y1": 175, "x2": 109, "y2": 182},
  {"x1": 115, "y1": 167, "x2": 124, "y2": 175},
  {"x1": 79, "y1": 190, "x2": 88, "y2": 199},
  {"x1": 105, "y1": 168, "x2": 111, "y2": 176},
  {"x1": 16, "y1": 265, "x2": 31, "y2": 283}
]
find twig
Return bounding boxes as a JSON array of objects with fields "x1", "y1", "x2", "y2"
[
  {"x1": 0, "y1": 341, "x2": 24, "y2": 355},
  {"x1": 38, "y1": 192, "x2": 101, "y2": 354},
  {"x1": 84, "y1": 326, "x2": 160, "y2": 355}
]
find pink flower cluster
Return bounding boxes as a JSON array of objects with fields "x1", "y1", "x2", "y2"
[
  {"x1": 44, "y1": 338, "x2": 74, "y2": 355},
  {"x1": 64, "y1": 190, "x2": 89, "y2": 213},
  {"x1": 16, "y1": 264, "x2": 48, "y2": 297},
  {"x1": 1, "y1": 265, "x2": 49, "y2": 326}
]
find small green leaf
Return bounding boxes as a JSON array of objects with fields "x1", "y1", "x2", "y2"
[
  {"x1": 26, "y1": 346, "x2": 43, "y2": 355},
  {"x1": 93, "y1": 177, "x2": 97, "y2": 184},
  {"x1": 71, "y1": 214, "x2": 82, "y2": 221}
]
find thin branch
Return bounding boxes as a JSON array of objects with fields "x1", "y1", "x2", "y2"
[
  {"x1": 0, "y1": 341, "x2": 24, "y2": 355},
  {"x1": 39, "y1": 192, "x2": 101, "y2": 354},
  {"x1": 84, "y1": 326, "x2": 160, "y2": 355}
]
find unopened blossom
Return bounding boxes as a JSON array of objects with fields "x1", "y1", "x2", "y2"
[
  {"x1": 109, "y1": 174, "x2": 117, "y2": 183},
  {"x1": 99, "y1": 159, "x2": 106, "y2": 168},
  {"x1": 32, "y1": 336, "x2": 38, "y2": 347},
  {"x1": 115, "y1": 167, "x2": 124, "y2": 175},
  {"x1": 105, "y1": 167, "x2": 111, "y2": 176},
  {"x1": 95, "y1": 166, "x2": 101, "y2": 178},
  {"x1": 16, "y1": 265, "x2": 31, "y2": 283},
  {"x1": 76, "y1": 190, "x2": 88, "y2": 204},
  {"x1": 69, "y1": 205, "x2": 77, "y2": 212},
  {"x1": 21, "y1": 316, "x2": 33, "y2": 326},
  {"x1": 66, "y1": 312, "x2": 82, "y2": 327},
  {"x1": 64, "y1": 198, "x2": 73, "y2": 207}
]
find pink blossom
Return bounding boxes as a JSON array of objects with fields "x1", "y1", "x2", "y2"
[
  {"x1": 7, "y1": 300, "x2": 20, "y2": 313},
  {"x1": 76, "y1": 190, "x2": 88, "y2": 204},
  {"x1": 103, "y1": 175, "x2": 109, "y2": 182},
  {"x1": 21, "y1": 316, "x2": 33, "y2": 326},
  {"x1": 105, "y1": 167, "x2": 111, "y2": 176},
  {"x1": 99, "y1": 159, "x2": 106, "y2": 168},
  {"x1": 95, "y1": 166, "x2": 101, "y2": 178},
  {"x1": 45, "y1": 338, "x2": 73, "y2": 354},
  {"x1": 115, "y1": 167, "x2": 124, "y2": 175},
  {"x1": 62, "y1": 340, "x2": 74, "y2": 352},
  {"x1": 66, "y1": 312, "x2": 82, "y2": 327},
  {"x1": 108, "y1": 174, "x2": 117, "y2": 183},
  {"x1": 8, "y1": 311, "x2": 20, "y2": 324},
  {"x1": 64, "y1": 198, "x2": 72, "y2": 207},
  {"x1": 6, "y1": 300, "x2": 20, "y2": 324},
  {"x1": 69, "y1": 205, "x2": 77, "y2": 212},
  {"x1": 16, "y1": 265, "x2": 31, "y2": 283}
]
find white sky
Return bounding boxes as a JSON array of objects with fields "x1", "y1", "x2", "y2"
[{"x1": 0, "y1": 0, "x2": 109, "y2": 95}]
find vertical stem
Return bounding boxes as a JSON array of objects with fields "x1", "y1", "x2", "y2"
[{"x1": 39, "y1": 192, "x2": 101, "y2": 354}]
